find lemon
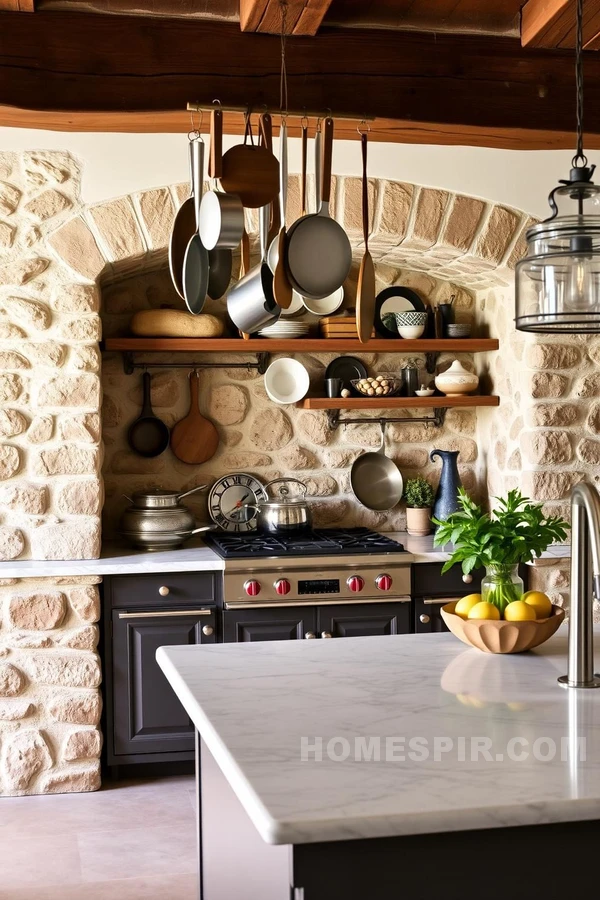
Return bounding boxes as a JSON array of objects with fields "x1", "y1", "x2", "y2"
[
  {"x1": 522, "y1": 590, "x2": 553, "y2": 619},
  {"x1": 454, "y1": 593, "x2": 482, "y2": 619},
  {"x1": 468, "y1": 601, "x2": 500, "y2": 620},
  {"x1": 504, "y1": 600, "x2": 536, "y2": 622}
]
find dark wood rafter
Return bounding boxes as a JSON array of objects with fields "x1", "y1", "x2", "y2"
[
  {"x1": 240, "y1": 0, "x2": 334, "y2": 35},
  {"x1": 2, "y1": 10, "x2": 600, "y2": 148},
  {"x1": 521, "y1": 0, "x2": 600, "y2": 49},
  {"x1": 0, "y1": 0, "x2": 34, "y2": 8}
]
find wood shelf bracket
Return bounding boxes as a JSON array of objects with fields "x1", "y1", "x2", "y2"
[
  {"x1": 326, "y1": 409, "x2": 447, "y2": 430},
  {"x1": 121, "y1": 350, "x2": 270, "y2": 375}
]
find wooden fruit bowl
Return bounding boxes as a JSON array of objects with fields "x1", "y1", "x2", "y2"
[{"x1": 441, "y1": 601, "x2": 565, "y2": 654}]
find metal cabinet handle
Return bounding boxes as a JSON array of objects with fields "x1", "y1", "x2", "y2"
[
  {"x1": 305, "y1": 631, "x2": 316, "y2": 639},
  {"x1": 158, "y1": 586, "x2": 170, "y2": 596},
  {"x1": 420, "y1": 614, "x2": 430, "y2": 624},
  {"x1": 321, "y1": 631, "x2": 332, "y2": 639},
  {"x1": 202, "y1": 625, "x2": 214, "y2": 636},
  {"x1": 225, "y1": 596, "x2": 412, "y2": 611},
  {"x1": 423, "y1": 597, "x2": 459, "y2": 606},
  {"x1": 118, "y1": 609, "x2": 212, "y2": 619}
]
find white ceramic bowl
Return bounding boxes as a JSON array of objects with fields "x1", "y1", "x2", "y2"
[
  {"x1": 302, "y1": 287, "x2": 344, "y2": 316},
  {"x1": 415, "y1": 388, "x2": 435, "y2": 397},
  {"x1": 264, "y1": 359, "x2": 310, "y2": 405},
  {"x1": 398, "y1": 324, "x2": 426, "y2": 339}
]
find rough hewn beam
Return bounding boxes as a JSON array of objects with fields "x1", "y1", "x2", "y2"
[
  {"x1": 521, "y1": 0, "x2": 600, "y2": 48},
  {"x1": 2, "y1": 10, "x2": 600, "y2": 149},
  {"x1": 0, "y1": 0, "x2": 34, "y2": 9},
  {"x1": 240, "y1": 0, "x2": 333, "y2": 35}
]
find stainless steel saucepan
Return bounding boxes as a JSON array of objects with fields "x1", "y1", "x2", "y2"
[
  {"x1": 227, "y1": 203, "x2": 281, "y2": 334},
  {"x1": 248, "y1": 478, "x2": 312, "y2": 533}
]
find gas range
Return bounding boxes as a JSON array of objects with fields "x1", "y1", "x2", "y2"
[{"x1": 204, "y1": 528, "x2": 412, "y2": 607}]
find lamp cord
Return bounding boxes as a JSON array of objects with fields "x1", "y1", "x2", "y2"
[
  {"x1": 280, "y1": 0, "x2": 288, "y2": 118},
  {"x1": 573, "y1": 0, "x2": 588, "y2": 169}
]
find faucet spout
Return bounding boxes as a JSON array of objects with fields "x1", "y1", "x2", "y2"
[{"x1": 559, "y1": 482, "x2": 600, "y2": 689}]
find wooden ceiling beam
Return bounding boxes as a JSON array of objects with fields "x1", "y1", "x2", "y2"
[
  {"x1": 0, "y1": 0, "x2": 34, "y2": 9},
  {"x1": 2, "y1": 10, "x2": 600, "y2": 149},
  {"x1": 240, "y1": 0, "x2": 334, "y2": 35},
  {"x1": 521, "y1": 0, "x2": 600, "y2": 48}
]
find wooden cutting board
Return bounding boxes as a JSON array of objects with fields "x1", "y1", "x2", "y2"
[{"x1": 170, "y1": 371, "x2": 219, "y2": 465}]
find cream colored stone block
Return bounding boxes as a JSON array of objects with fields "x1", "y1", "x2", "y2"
[
  {"x1": 0, "y1": 527, "x2": 24, "y2": 560},
  {"x1": 0, "y1": 484, "x2": 47, "y2": 514},
  {"x1": 63, "y1": 729, "x2": 102, "y2": 761},
  {"x1": 25, "y1": 653, "x2": 101, "y2": 688},
  {"x1": 0, "y1": 445, "x2": 21, "y2": 480},
  {"x1": 0, "y1": 182, "x2": 20, "y2": 215},
  {"x1": 374, "y1": 181, "x2": 413, "y2": 244},
  {"x1": 127, "y1": 372, "x2": 179, "y2": 408},
  {"x1": 297, "y1": 411, "x2": 331, "y2": 447},
  {"x1": 473, "y1": 206, "x2": 521, "y2": 264},
  {"x1": 521, "y1": 431, "x2": 572, "y2": 466},
  {"x1": 137, "y1": 188, "x2": 176, "y2": 250},
  {"x1": 49, "y1": 217, "x2": 106, "y2": 280},
  {"x1": 53, "y1": 283, "x2": 100, "y2": 314},
  {"x1": 525, "y1": 343, "x2": 580, "y2": 370},
  {"x1": 578, "y1": 438, "x2": 600, "y2": 465},
  {"x1": 3, "y1": 295, "x2": 51, "y2": 330},
  {"x1": 8, "y1": 590, "x2": 66, "y2": 630},
  {"x1": 342, "y1": 177, "x2": 376, "y2": 237},
  {"x1": 30, "y1": 521, "x2": 100, "y2": 560},
  {"x1": 68, "y1": 586, "x2": 100, "y2": 623},
  {"x1": 0, "y1": 700, "x2": 34, "y2": 721},
  {"x1": 207, "y1": 385, "x2": 248, "y2": 426},
  {"x1": 89, "y1": 198, "x2": 146, "y2": 263},
  {"x1": 507, "y1": 449, "x2": 522, "y2": 470},
  {"x1": 527, "y1": 403, "x2": 578, "y2": 428},
  {"x1": 41, "y1": 763, "x2": 100, "y2": 794},
  {"x1": 58, "y1": 413, "x2": 101, "y2": 444},
  {"x1": 0, "y1": 322, "x2": 25, "y2": 339},
  {"x1": 4, "y1": 731, "x2": 52, "y2": 790},
  {"x1": 59, "y1": 317, "x2": 102, "y2": 343},
  {"x1": 33, "y1": 445, "x2": 99, "y2": 477},
  {"x1": 249, "y1": 409, "x2": 293, "y2": 451},
  {"x1": 48, "y1": 691, "x2": 101, "y2": 725},
  {"x1": 507, "y1": 217, "x2": 537, "y2": 269},
  {"x1": 24, "y1": 190, "x2": 71, "y2": 222},
  {"x1": 528, "y1": 372, "x2": 568, "y2": 399},
  {"x1": 25, "y1": 342, "x2": 66, "y2": 368},
  {"x1": 24, "y1": 152, "x2": 72, "y2": 184},
  {"x1": 0, "y1": 350, "x2": 29, "y2": 370},
  {"x1": 0, "y1": 663, "x2": 26, "y2": 696},
  {"x1": 0, "y1": 409, "x2": 27, "y2": 438},
  {"x1": 37, "y1": 374, "x2": 100, "y2": 409},
  {"x1": 69, "y1": 345, "x2": 101, "y2": 373},
  {"x1": 278, "y1": 445, "x2": 318, "y2": 470},
  {"x1": 59, "y1": 625, "x2": 98, "y2": 651},
  {"x1": 28, "y1": 415, "x2": 54, "y2": 444},
  {"x1": 439, "y1": 195, "x2": 486, "y2": 254},
  {"x1": 522, "y1": 470, "x2": 583, "y2": 501},
  {"x1": 0, "y1": 257, "x2": 49, "y2": 287},
  {"x1": 220, "y1": 452, "x2": 271, "y2": 469},
  {"x1": 404, "y1": 188, "x2": 450, "y2": 250},
  {"x1": 587, "y1": 402, "x2": 600, "y2": 435},
  {"x1": 303, "y1": 474, "x2": 338, "y2": 497}
]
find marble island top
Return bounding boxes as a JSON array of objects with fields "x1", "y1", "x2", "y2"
[
  {"x1": 157, "y1": 627, "x2": 600, "y2": 846},
  {"x1": 0, "y1": 533, "x2": 571, "y2": 578}
]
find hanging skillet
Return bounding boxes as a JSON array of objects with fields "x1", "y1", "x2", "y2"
[
  {"x1": 168, "y1": 136, "x2": 196, "y2": 300},
  {"x1": 182, "y1": 137, "x2": 209, "y2": 315},
  {"x1": 220, "y1": 113, "x2": 280, "y2": 209},
  {"x1": 285, "y1": 117, "x2": 352, "y2": 301}
]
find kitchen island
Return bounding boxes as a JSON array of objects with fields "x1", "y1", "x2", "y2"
[{"x1": 157, "y1": 627, "x2": 600, "y2": 900}]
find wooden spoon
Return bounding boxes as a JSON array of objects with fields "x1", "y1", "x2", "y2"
[
  {"x1": 272, "y1": 121, "x2": 292, "y2": 309},
  {"x1": 357, "y1": 131, "x2": 376, "y2": 343},
  {"x1": 170, "y1": 371, "x2": 219, "y2": 465}
]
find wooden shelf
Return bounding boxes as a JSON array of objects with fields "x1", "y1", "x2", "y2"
[
  {"x1": 297, "y1": 396, "x2": 500, "y2": 410},
  {"x1": 103, "y1": 338, "x2": 499, "y2": 354}
]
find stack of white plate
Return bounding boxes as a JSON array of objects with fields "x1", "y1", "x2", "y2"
[{"x1": 258, "y1": 321, "x2": 310, "y2": 339}]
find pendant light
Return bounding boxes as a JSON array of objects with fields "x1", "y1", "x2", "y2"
[{"x1": 515, "y1": 0, "x2": 600, "y2": 333}]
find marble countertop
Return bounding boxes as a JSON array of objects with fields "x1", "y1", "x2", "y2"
[
  {"x1": 0, "y1": 532, "x2": 570, "y2": 578},
  {"x1": 157, "y1": 627, "x2": 600, "y2": 846}
]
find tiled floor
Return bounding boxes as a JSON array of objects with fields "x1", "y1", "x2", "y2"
[{"x1": 0, "y1": 775, "x2": 198, "y2": 899}]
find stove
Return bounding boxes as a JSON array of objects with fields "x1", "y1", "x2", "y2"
[{"x1": 205, "y1": 528, "x2": 412, "y2": 608}]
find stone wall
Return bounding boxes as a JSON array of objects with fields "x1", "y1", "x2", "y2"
[{"x1": 0, "y1": 146, "x2": 536, "y2": 794}]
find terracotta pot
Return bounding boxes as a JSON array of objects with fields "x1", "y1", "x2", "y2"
[{"x1": 406, "y1": 506, "x2": 432, "y2": 536}]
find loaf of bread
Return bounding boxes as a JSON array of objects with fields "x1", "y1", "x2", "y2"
[{"x1": 130, "y1": 309, "x2": 225, "y2": 338}]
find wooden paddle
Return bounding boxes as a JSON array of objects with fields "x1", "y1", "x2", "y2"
[
  {"x1": 220, "y1": 114, "x2": 279, "y2": 209},
  {"x1": 356, "y1": 131, "x2": 376, "y2": 343},
  {"x1": 170, "y1": 371, "x2": 219, "y2": 465}
]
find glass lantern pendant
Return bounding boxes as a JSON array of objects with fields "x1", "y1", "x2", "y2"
[{"x1": 515, "y1": 0, "x2": 600, "y2": 333}]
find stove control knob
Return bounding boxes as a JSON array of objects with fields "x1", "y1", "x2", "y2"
[
  {"x1": 275, "y1": 578, "x2": 291, "y2": 596},
  {"x1": 244, "y1": 580, "x2": 261, "y2": 597},
  {"x1": 376, "y1": 574, "x2": 393, "y2": 592},
  {"x1": 347, "y1": 575, "x2": 365, "y2": 593}
]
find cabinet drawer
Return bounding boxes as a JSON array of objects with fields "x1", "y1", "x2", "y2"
[
  {"x1": 107, "y1": 572, "x2": 217, "y2": 609},
  {"x1": 412, "y1": 563, "x2": 483, "y2": 597}
]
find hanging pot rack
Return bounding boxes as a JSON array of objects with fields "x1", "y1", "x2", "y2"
[
  {"x1": 186, "y1": 102, "x2": 374, "y2": 131},
  {"x1": 327, "y1": 410, "x2": 447, "y2": 430}
]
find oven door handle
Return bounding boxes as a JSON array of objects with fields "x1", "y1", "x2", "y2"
[
  {"x1": 422, "y1": 597, "x2": 458, "y2": 606},
  {"x1": 225, "y1": 596, "x2": 412, "y2": 610}
]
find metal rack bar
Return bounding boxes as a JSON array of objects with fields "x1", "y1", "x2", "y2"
[
  {"x1": 187, "y1": 102, "x2": 374, "y2": 124},
  {"x1": 122, "y1": 351, "x2": 270, "y2": 375},
  {"x1": 327, "y1": 410, "x2": 447, "y2": 429}
]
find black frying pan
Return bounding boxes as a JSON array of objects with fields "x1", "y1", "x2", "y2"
[{"x1": 127, "y1": 372, "x2": 170, "y2": 458}]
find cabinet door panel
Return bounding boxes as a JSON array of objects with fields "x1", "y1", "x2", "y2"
[
  {"x1": 319, "y1": 602, "x2": 411, "y2": 638},
  {"x1": 112, "y1": 608, "x2": 215, "y2": 756},
  {"x1": 223, "y1": 607, "x2": 317, "y2": 642},
  {"x1": 414, "y1": 597, "x2": 449, "y2": 633}
]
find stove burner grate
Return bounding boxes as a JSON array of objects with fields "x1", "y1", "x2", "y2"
[{"x1": 203, "y1": 528, "x2": 405, "y2": 559}]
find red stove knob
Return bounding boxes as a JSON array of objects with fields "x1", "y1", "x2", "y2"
[
  {"x1": 347, "y1": 575, "x2": 365, "y2": 593},
  {"x1": 376, "y1": 574, "x2": 393, "y2": 592},
  {"x1": 275, "y1": 578, "x2": 291, "y2": 596},
  {"x1": 244, "y1": 580, "x2": 261, "y2": 597}
]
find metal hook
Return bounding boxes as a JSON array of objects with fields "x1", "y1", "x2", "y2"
[
  {"x1": 357, "y1": 119, "x2": 371, "y2": 135},
  {"x1": 189, "y1": 105, "x2": 203, "y2": 136}
]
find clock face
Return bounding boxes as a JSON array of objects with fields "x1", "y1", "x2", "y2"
[{"x1": 208, "y1": 473, "x2": 268, "y2": 532}]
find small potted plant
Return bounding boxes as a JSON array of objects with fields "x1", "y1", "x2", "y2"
[
  {"x1": 403, "y1": 476, "x2": 435, "y2": 536},
  {"x1": 433, "y1": 488, "x2": 569, "y2": 615}
]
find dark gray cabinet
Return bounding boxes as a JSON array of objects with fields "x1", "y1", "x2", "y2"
[
  {"x1": 319, "y1": 602, "x2": 411, "y2": 638},
  {"x1": 223, "y1": 606, "x2": 317, "y2": 642}
]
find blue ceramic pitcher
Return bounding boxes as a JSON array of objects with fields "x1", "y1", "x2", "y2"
[{"x1": 430, "y1": 449, "x2": 462, "y2": 526}]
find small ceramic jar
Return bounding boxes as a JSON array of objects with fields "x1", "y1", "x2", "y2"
[{"x1": 434, "y1": 360, "x2": 479, "y2": 396}]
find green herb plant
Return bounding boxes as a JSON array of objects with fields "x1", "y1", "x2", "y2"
[
  {"x1": 403, "y1": 477, "x2": 435, "y2": 509},
  {"x1": 433, "y1": 489, "x2": 569, "y2": 614}
]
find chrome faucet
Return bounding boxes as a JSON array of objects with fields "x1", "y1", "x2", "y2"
[{"x1": 558, "y1": 483, "x2": 600, "y2": 688}]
